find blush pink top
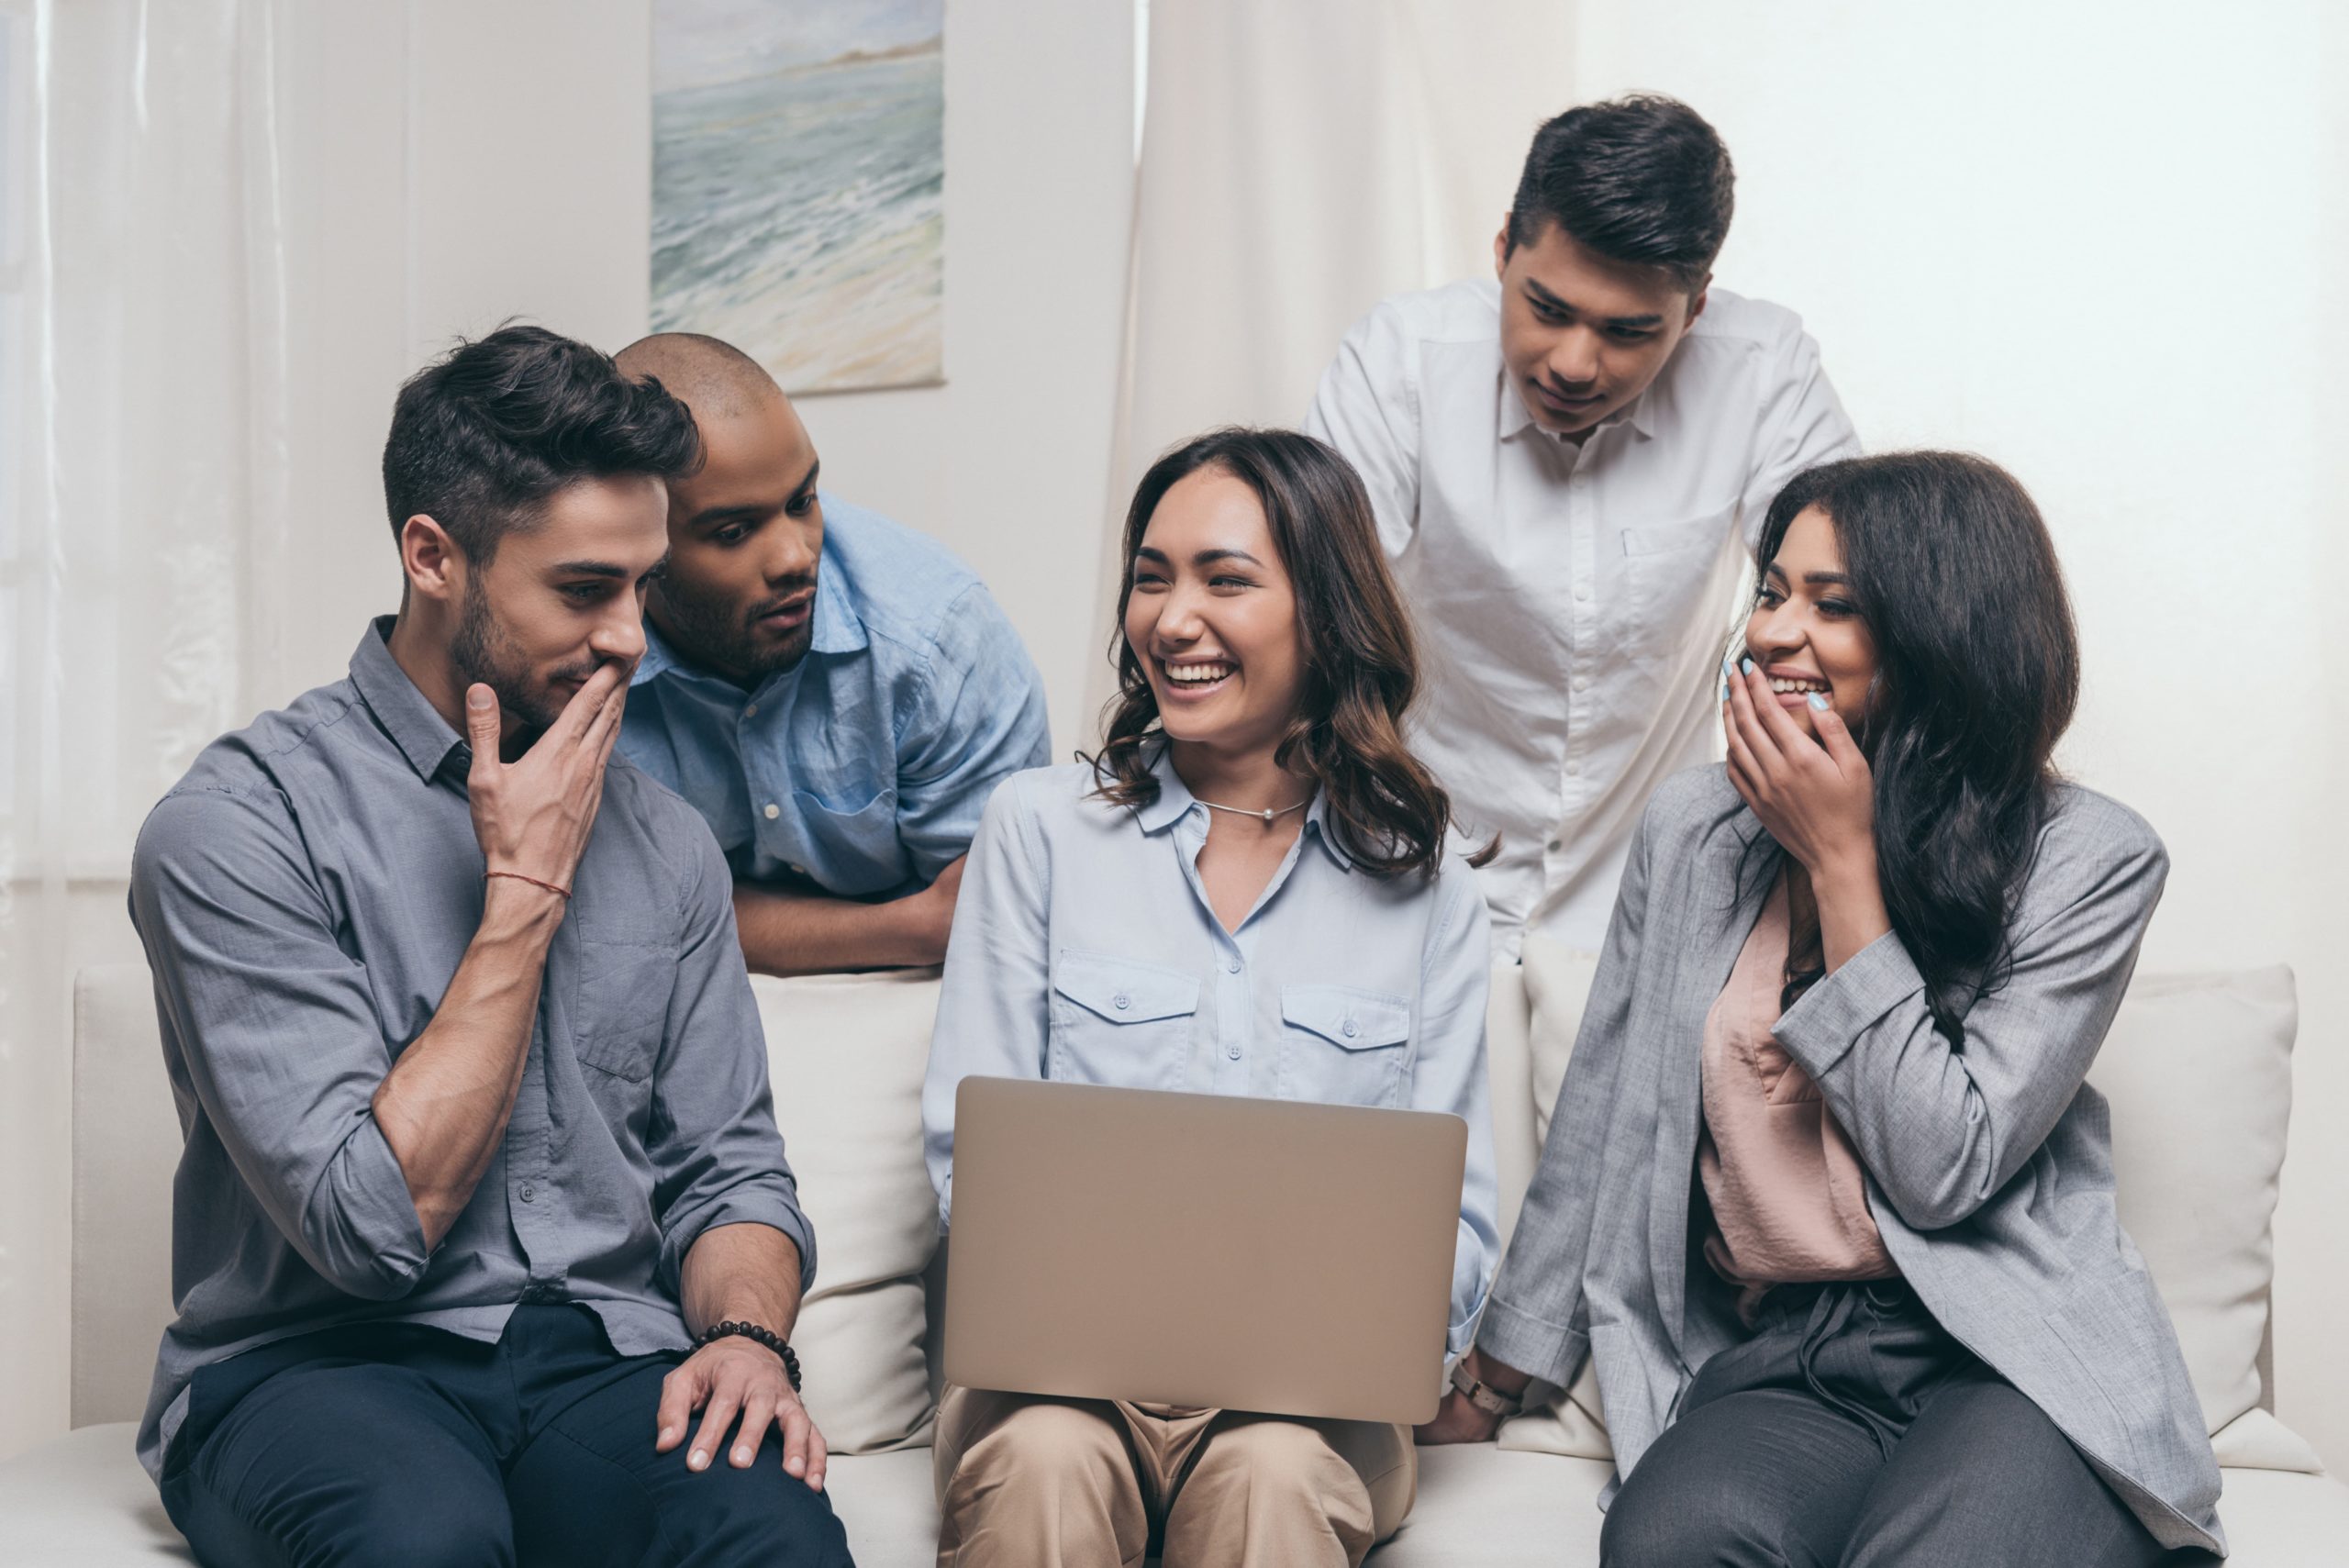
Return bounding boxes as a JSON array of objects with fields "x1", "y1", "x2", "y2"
[{"x1": 1698, "y1": 877, "x2": 1897, "y2": 1310}]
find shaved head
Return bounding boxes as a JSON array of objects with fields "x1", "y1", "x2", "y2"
[
  {"x1": 620, "y1": 331, "x2": 827, "y2": 688},
  {"x1": 615, "y1": 332, "x2": 786, "y2": 423}
]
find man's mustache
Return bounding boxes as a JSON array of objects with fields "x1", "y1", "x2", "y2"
[{"x1": 746, "y1": 580, "x2": 818, "y2": 625}]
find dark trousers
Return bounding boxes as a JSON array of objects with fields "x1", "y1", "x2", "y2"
[
  {"x1": 161, "y1": 1305, "x2": 854, "y2": 1568},
  {"x1": 1600, "y1": 1281, "x2": 2212, "y2": 1568}
]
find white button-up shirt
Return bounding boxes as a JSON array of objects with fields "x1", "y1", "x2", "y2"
[
  {"x1": 1305, "y1": 280, "x2": 1859, "y2": 955},
  {"x1": 921, "y1": 752, "x2": 1499, "y2": 1352}
]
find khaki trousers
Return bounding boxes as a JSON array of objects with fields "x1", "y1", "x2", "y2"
[{"x1": 931, "y1": 1384, "x2": 1416, "y2": 1568}]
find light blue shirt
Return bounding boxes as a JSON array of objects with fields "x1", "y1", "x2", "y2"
[
  {"x1": 921, "y1": 750, "x2": 1500, "y2": 1353},
  {"x1": 620, "y1": 496, "x2": 1052, "y2": 897}
]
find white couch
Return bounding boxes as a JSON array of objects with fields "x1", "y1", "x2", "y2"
[{"x1": 5, "y1": 955, "x2": 2345, "y2": 1565}]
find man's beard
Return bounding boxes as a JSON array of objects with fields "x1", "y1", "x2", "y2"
[
  {"x1": 450, "y1": 573, "x2": 596, "y2": 736},
  {"x1": 653, "y1": 573, "x2": 816, "y2": 685}
]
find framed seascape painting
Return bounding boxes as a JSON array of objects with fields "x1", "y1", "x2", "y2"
[{"x1": 651, "y1": 0, "x2": 945, "y2": 394}]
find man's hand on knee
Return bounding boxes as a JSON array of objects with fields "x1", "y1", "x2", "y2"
[{"x1": 654, "y1": 1338, "x2": 829, "y2": 1492}]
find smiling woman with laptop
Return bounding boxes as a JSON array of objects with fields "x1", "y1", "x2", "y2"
[{"x1": 918, "y1": 428, "x2": 1500, "y2": 1568}]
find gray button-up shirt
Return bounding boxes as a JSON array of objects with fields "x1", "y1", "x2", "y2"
[{"x1": 127, "y1": 618, "x2": 814, "y2": 1480}]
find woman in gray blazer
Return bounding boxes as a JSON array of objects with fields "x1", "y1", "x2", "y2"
[{"x1": 1422, "y1": 452, "x2": 2222, "y2": 1564}]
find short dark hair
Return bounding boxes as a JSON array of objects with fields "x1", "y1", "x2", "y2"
[
  {"x1": 1507, "y1": 95, "x2": 1734, "y2": 292},
  {"x1": 382, "y1": 324, "x2": 702, "y2": 563}
]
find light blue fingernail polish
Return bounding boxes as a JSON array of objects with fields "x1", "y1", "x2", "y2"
[
  {"x1": 1720, "y1": 679, "x2": 1731, "y2": 704},
  {"x1": 1807, "y1": 692, "x2": 1830, "y2": 711},
  {"x1": 1740, "y1": 657, "x2": 1754, "y2": 675}
]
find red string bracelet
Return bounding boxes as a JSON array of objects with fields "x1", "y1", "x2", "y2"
[{"x1": 486, "y1": 870, "x2": 572, "y2": 901}]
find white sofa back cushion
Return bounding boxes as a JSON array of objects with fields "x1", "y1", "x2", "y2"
[
  {"x1": 753, "y1": 970, "x2": 943, "y2": 1453},
  {"x1": 1491, "y1": 939, "x2": 2309, "y2": 1473},
  {"x1": 71, "y1": 970, "x2": 187, "y2": 1429},
  {"x1": 63, "y1": 953, "x2": 2315, "y2": 1476},
  {"x1": 63, "y1": 962, "x2": 949, "y2": 1457}
]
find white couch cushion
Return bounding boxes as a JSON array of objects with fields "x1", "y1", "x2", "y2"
[
  {"x1": 754, "y1": 970, "x2": 944, "y2": 1455},
  {"x1": 2098, "y1": 967, "x2": 2298, "y2": 1458},
  {"x1": 12, "y1": 1423, "x2": 2349, "y2": 1568},
  {"x1": 71, "y1": 968, "x2": 185, "y2": 1429}
]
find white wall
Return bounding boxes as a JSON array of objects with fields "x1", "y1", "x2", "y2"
[
  {"x1": 0, "y1": 0, "x2": 1132, "y2": 1462},
  {"x1": 1569, "y1": 0, "x2": 2349, "y2": 1469},
  {"x1": 272, "y1": 0, "x2": 1132, "y2": 745}
]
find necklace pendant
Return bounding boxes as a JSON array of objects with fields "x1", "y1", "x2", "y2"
[{"x1": 1261, "y1": 808, "x2": 1275, "y2": 825}]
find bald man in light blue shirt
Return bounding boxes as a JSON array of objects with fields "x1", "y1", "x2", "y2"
[{"x1": 616, "y1": 333, "x2": 1050, "y2": 974}]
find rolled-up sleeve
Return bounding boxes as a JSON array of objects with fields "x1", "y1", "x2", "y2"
[
  {"x1": 649, "y1": 828, "x2": 818, "y2": 1293},
  {"x1": 1413, "y1": 864, "x2": 1499, "y2": 1354},
  {"x1": 129, "y1": 787, "x2": 430, "y2": 1300}
]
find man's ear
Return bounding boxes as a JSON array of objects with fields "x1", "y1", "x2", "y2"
[
  {"x1": 1493, "y1": 219, "x2": 1513, "y2": 279},
  {"x1": 399, "y1": 515, "x2": 465, "y2": 606},
  {"x1": 1685, "y1": 277, "x2": 1711, "y2": 328}
]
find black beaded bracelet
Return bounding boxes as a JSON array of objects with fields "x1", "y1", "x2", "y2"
[{"x1": 693, "y1": 1319, "x2": 802, "y2": 1391}]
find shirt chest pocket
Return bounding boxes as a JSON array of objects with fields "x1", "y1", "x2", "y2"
[
  {"x1": 1276, "y1": 984, "x2": 1412, "y2": 1108},
  {"x1": 1049, "y1": 948, "x2": 1201, "y2": 1091},
  {"x1": 573, "y1": 937, "x2": 679, "y2": 1095},
  {"x1": 1620, "y1": 504, "x2": 1738, "y2": 639},
  {"x1": 784, "y1": 784, "x2": 905, "y2": 894}
]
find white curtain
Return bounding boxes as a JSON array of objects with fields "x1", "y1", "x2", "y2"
[
  {"x1": 0, "y1": 0, "x2": 292, "y2": 1459},
  {"x1": 1087, "y1": 0, "x2": 1575, "y2": 729}
]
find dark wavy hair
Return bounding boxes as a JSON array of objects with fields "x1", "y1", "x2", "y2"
[
  {"x1": 382, "y1": 323, "x2": 702, "y2": 564},
  {"x1": 1506, "y1": 94, "x2": 1734, "y2": 293},
  {"x1": 1747, "y1": 451, "x2": 2080, "y2": 1047},
  {"x1": 1086, "y1": 428, "x2": 1475, "y2": 880}
]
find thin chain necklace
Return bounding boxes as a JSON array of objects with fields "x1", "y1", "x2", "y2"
[{"x1": 1196, "y1": 796, "x2": 1310, "y2": 827}]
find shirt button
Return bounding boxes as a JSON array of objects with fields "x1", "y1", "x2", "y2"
[
  {"x1": 1572, "y1": 674, "x2": 1590, "y2": 693},
  {"x1": 1565, "y1": 761, "x2": 1583, "y2": 777},
  {"x1": 1113, "y1": 993, "x2": 1130, "y2": 1010},
  {"x1": 1548, "y1": 838, "x2": 1564, "y2": 852},
  {"x1": 763, "y1": 803, "x2": 781, "y2": 820},
  {"x1": 519, "y1": 1184, "x2": 536, "y2": 1203},
  {"x1": 1341, "y1": 1018, "x2": 1359, "y2": 1039},
  {"x1": 1226, "y1": 1044, "x2": 1241, "y2": 1060},
  {"x1": 1225, "y1": 958, "x2": 1242, "y2": 974},
  {"x1": 743, "y1": 702, "x2": 759, "y2": 718}
]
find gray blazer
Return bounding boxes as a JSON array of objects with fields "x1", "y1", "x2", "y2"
[{"x1": 1476, "y1": 765, "x2": 2224, "y2": 1554}]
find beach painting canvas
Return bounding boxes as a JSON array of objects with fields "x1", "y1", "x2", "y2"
[{"x1": 652, "y1": 0, "x2": 944, "y2": 394}]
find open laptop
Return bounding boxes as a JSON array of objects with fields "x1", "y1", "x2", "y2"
[{"x1": 942, "y1": 1076, "x2": 1468, "y2": 1426}]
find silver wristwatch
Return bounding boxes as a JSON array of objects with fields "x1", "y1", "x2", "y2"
[{"x1": 1449, "y1": 1358, "x2": 1527, "y2": 1418}]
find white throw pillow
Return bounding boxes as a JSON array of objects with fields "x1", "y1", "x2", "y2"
[
  {"x1": 1488, "y1": 951, "x2": 2310, "y2": 1473},
  {"x1": 2090, "y1": 966, "x2": 2299, "y2": 1464},
  {"x1": 755, "y1": 968, "x2": 944, "y2": 1453}
]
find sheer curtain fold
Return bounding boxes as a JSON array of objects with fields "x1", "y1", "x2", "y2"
[
  {"x1": 0, "y1": 0, "x2": 290, "y2": 1461},
  {"x1": 1086, "y1": 0, "x2": 1575, "y2": 734}
]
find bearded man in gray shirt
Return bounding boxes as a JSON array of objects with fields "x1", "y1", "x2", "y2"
[{"x1": 128, "y1": 326, "x2": 852, "y2": 1566}]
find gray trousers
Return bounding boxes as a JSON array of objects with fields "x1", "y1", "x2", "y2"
[{"x1": 1600, "y1": 1281, "x2": 2213, "y2": 1568}]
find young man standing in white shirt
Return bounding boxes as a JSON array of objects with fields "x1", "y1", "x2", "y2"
[{"x1": 1304, "y1": 95, "x2": 1859, "y2": 957}]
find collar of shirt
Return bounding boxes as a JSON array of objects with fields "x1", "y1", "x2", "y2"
[
  {"x1": 631, "y1": 546, "x2": 872, "y2": 693},
  {"x1": 349, "y1": 615, "x2": 469, "y2": 783},
  {"x1": 1495, "y1": 363, "x2": 1656, "y2": 446},
  {"x1": 1128, "y1": 742, "x2": 1352, "y2": 872}
]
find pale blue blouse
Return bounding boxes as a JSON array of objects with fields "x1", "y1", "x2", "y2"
[{"x1": 921, "y1": 748, "x2": 1498, "y2": 1352}]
